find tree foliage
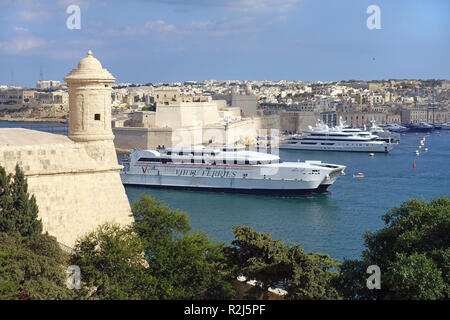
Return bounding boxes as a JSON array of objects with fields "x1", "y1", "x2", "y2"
[
  {"x1": 0, "y1": 164, "x2": 42, "y2": 238},
  {"x1": 70, "y1": 223, "x2": 156, "y2": 300},
  {"x1": 72, "y1": 195, "x2": 235, "y2": 300},
  {"x1": 0, "y1": 164, "x2": 70, "y2": 300},
  {"x1": 0, "y1": 232, "x2": 73, "y2": 300},
  {"x1": 337, "y1": 197, "x2": 450, "y2": 300},
  {"x1": 132, "y1": 194, "x2": 235, "y2": 299},
  {"x1": 226, "y1": 226, "x2": 341, "y2": 300}
]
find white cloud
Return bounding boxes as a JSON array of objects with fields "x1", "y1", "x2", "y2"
[
  {"x1": 144, "y1": 20, "x2": 177, "y2": 32},
  {"x1": 13, "y1": 26, "x2": 28, "y2": 33},
  {"x1": 97, "y1": 16, "x2": 258, "y2": 38},
  {"x1": 57, "y1": 0, "x2": 90, "y2": 10},
  {"x1": 0, "y1": 36, "x2": 48, "y2": 54},
  {"x1": 97, "y1": 20, "x2": 177, "y2": 37},
  {"x1": 186, "y1": 16, "x2": 255, "y2": 36},
  {"x1": 150, "y1": 0, "x2": 304, "y2": 13},
  {"x1": 12, "y1": 0, "x2": 53, "y2": 22}
]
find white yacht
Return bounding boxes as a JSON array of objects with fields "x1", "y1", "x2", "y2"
[
  {"x1": 440, "y1": 123, "x2": 450, "y2": 130},
  {"x1": 334, "y1": 120, "x2": 400, "y2": 143},
  {"x1": 367, "y1": 121, "x2": 401, "y2": 143},
  {"x1": 379, "y1": 122, "x2": 409, "y2": 133},
  {"x1": 433, "y1": 122, "x2": 450, "y2": 130},
  {"x1": 119, "y1": 146, "x2": 346, "y2": 196},
  {"x1": 279, "y1": 121, "x2": 398, "y2": 153}
]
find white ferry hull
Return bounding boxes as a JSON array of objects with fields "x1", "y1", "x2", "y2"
[{"x1": 121, "y1": 173, "x2": 323, "y2": 196}]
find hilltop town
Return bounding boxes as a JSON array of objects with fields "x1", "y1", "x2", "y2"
[{"x1": 1, "y1": 78, "x2": 449, "y2": 149}]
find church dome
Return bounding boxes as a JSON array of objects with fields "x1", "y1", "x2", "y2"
[{"x1": 64, "y1": 50, "x2": 115, "y2": 82}]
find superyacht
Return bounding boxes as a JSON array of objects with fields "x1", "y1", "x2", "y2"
[{"x1": 279, "y1": 121, "x2": 398, "y2": 153}]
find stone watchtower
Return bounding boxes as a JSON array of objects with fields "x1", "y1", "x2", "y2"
[
  {"x1": 65, "y1": 50, "x2": 115, "y2": 142},
  {"x1": 0, "y1": 50, "x2": 132, "y2": 247}
]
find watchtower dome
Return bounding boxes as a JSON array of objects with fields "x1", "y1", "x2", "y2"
[{"x1": 64, "y1": 50, "x2": 115, "y2": 142}]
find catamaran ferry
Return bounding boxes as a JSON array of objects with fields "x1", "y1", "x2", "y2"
[{"x1": 119, "y1": 146, "x2": 346, "y2": 196}]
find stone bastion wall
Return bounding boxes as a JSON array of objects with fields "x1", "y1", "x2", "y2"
[{"x1": 0, "y1": 128, "x2": 133, "y2": 247}]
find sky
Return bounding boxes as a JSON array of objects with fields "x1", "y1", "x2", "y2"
[{"x1": 0, "y1": 0, "x2": 449, "y2": 87}]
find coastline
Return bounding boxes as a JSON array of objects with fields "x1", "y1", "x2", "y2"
[{"x1": 0, "y1": 117, "x2": 64, "y2": 123}]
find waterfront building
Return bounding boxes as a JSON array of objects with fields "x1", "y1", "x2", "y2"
[
  {"x1": 339, "y1": 112, "x2": 387, "y2": 127},
  {"x1": 401, "y1": 106, "x2": 428, "y2": 124},
  {"x1": 321, "y1": 111, "x2": 338, "y2": 127},
  {"x1": 0, "y1": 86, "x2": 23, "y2": 105},
  {"x1": 426, "y1": 108, "x2": 448, "y2": 124},
  {"x1": 36, "y1": 80, "x2": 61, "y2": 89}
]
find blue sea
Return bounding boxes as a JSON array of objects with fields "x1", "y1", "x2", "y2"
[
  {"x1": 124, "y1": 131, "x2": 450, "y2": 261},
  {"x1": 1, "y1": 121, "x2": 449, "y2": 261}
]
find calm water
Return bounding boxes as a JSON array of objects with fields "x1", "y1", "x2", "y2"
[
  {"x1": 0, "y1": 120, "x2": 68, "y2": 135},
  {"x1": 1, "y1": 121, "x2": 449, "y2": 261},
  {"x1": 124, "y1": 132, "x2": 450, "y2": 261}
]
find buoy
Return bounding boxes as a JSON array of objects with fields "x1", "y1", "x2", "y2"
[{"x1": 413, "y1": 160, "x2": 416, "y2": 168}]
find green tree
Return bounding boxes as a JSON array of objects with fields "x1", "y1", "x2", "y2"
[
  {"x1": 132, "y1": 194, "x2": 235, "y2": 299},
  {"x1": 72, "y1": 195, "x2": 235, "y2": 300},
  {"x1": 0, "y1": 164, "x2": 42, "y2": 238},
  {"x1": 226, "y1": 226, "x2": 341, "y2": 300},
  {"x1": 0, "y1": 232, "x2": 74, "y2": 300},
  {"x1": 0, "y1": 164, "x2": 71, "y2": 300},
  {"x1": 70, "y1": 223, "x2": 156, "y2": 300},
  {"x1": 132, "y1": 195, "x2": 190, "y2": 250},
  {"x1": 337, "y1": 197, "x2": 450, "y2": 300},
  {"x1": 148, "y1": 231, "x2": 235, "y2": 299}
]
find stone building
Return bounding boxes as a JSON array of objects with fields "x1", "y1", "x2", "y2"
[
  {"x1": 279, "y1": 111, "x2": 319, "y2": 133},
  {"x1": 401, "y1": 107, "x2": 428, "y2": 124},
  {"x1": 113, "y1": 96, "x2": 278, "y2": 150},
  {"x1": 340, "y1": 112, "x2": 388, "y2": 127},
  {"x1": 0, "y1": 51, "x2": 132, "y2": 247}
]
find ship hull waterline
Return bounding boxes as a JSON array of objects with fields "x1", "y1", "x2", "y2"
[{"x1": 120, "y1": 174, "x2": 332, "y2": 197}]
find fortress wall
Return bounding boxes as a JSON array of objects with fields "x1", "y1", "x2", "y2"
[
  {"x1": 113, "y1": 127, "x2": 152, "y2": 150},
  {"x1": 0, "y1": 136, "x2": 132, "y2": 247},
  {"x1": 26, "y1": 170, "x2": 132, "y2": 247},
  {"x1": 113, "y1": 127, "x2": 173, "y2": 150},
  {"x1": 280, "y1": 112, "x2": 319, "y2": 133}
]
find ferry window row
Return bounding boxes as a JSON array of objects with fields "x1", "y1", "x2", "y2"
[
  {"x1": 166, "y1": 151, "x2": 217, "y2": 156},
  {"x1": 137, "y1": 157, "x2": 273, "y2": 165}
]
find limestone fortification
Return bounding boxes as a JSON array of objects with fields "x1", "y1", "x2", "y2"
[{"x1": 0, "y1": 51, "x2": 132, "y2": 247}]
